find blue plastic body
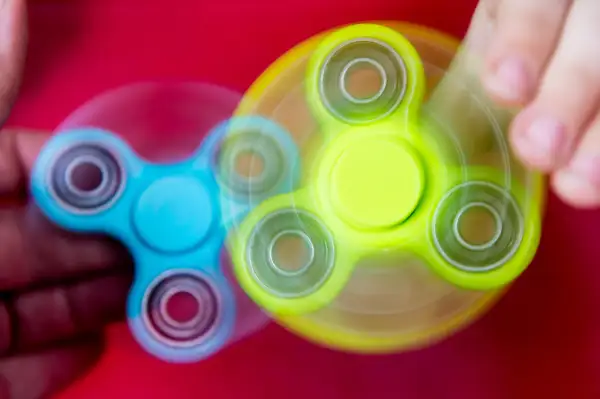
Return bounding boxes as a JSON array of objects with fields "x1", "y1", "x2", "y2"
[{"x1": 30, "y1": 116, "x2": 300, "y2": 363}]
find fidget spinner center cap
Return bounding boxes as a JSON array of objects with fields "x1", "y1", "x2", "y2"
[
  {"x1": 134, "y1": 176, "x2": 215, "y2": 253},
  {"x1": 330, "y1": 138, "x2": 424, "y2": 230}
]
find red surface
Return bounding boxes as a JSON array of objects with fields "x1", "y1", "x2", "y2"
[{"x1": 8, "y1": 0, "x2": 600, "y2": 397}]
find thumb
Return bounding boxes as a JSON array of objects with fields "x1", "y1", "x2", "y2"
[
  {"x1": 0, "y1": 129, "x2": 50, "y2": 197},
  {"x1": 427, "y1": 1, "x2": 511, "y2": 157},
  {"x1": 463, "y1": 1, "x2": 498, "y2": 56},
  {"x1": 442, "y1": 1, "x2": 498, "y2": 85}
]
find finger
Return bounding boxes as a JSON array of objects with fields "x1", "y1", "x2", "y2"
[
  {"x1": 464, "y1": 0, "x2": 500, "y2": 55},
  {"x1": 428, "y1": 1, "x2": 503, "y2": 156},
  {"x1": 510, "y1": 0, "x2": 600, "y2": 172},
  {"x1": 0, "y1": 129, "x2": 48, "y2": 197},
  {"x1": 0, "y1": 337, "x2": 102, "y2": 399},
  {"x1": 0, "y1": 206, "x2": 131, "y2": 291},
  {"x1": 432, "y1": 0, "x2": 511, "y2": 152},
  {"x1": 0, "y1": 0, "x2": 28, "y2": 125},
  {"x1": 0, "y1": 273, "x2": 131, "y2": 355},
  {"x1": 482, "y1": 0, "x2": 572, "y2": 104},
  {"x1": 552, "y1": 112, "x2": 600, "y2": 208}
]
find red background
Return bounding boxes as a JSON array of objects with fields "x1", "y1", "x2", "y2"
[{"x1": 8, "y1": 0, "x2": 600, "y2": 397}]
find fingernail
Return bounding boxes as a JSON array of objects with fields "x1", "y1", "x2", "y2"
[
  {"x1": 484, "y1": 57, "x2": 530, "y2": 102},
  {"x1": 524, "y1": 116, "x2": 566, "y2": 160},
  {"x1": 567, "y1": 154, "x2": 600, "y2": 188}
]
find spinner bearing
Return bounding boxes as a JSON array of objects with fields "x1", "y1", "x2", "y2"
[
  {"x1": 227, "y1": 23, "x2": 545, "y2": 352},
  {"x1": 30, "y1": 83, "x2": 301, "y2": 362}
]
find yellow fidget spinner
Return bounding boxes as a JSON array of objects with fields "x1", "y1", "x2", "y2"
[{"x1": 224, "y1": 22, "x2": 545, "y2": 352}]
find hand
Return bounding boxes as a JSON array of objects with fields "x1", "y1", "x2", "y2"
[
  {"x1": 0, "y1": 1, "x2": 133, "y2": 398},
  {"x1": 465, "y1": 0, "x2": 600, "y2": 208}
]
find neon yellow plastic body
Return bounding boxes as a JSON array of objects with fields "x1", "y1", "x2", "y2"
[{"x1": 229, "y1": 22, "x2": 544, "y2": 352}]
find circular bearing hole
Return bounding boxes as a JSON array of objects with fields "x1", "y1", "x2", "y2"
[
  {"x1": 319, "y1": 39, "x2": 407, "y2": 124},
  {"x1": 432, "y1": 181, "x2": 523, "y2": 273},
  {"x1": 340, "y1": 58, "x2": 387, "y2": 104},
  {"x1": 50, "y1": 144, "x2": 124, "y2": 212},
  {"x1": 218, "y1": 131, "x2": 284, "y2": 197},
  {"x1": 234, "y1": 150, "x2": 265, "y2": 179},
  {"x1": 145, "y1": 273, "x2": 219, "y2": 347},
  {"x1": 163, "y1": 290, "x2": 202, "y2": 325},
  {"x1": 268, "y1": 230, "x2": 315, "y2": 276},
  {"x1": 453, "y1": 202, "x2": 502, "y2": 251},
  {"x1": 247, "y1": 209, "x2": 335, "y2": 298},
  {"x1": 65, "y1": 155, "x2": 107, "y2": 195}
]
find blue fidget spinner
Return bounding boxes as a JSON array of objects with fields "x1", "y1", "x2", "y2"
[{"x1": 30, "y1": 116, "x2": 300, "y2": 363}]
